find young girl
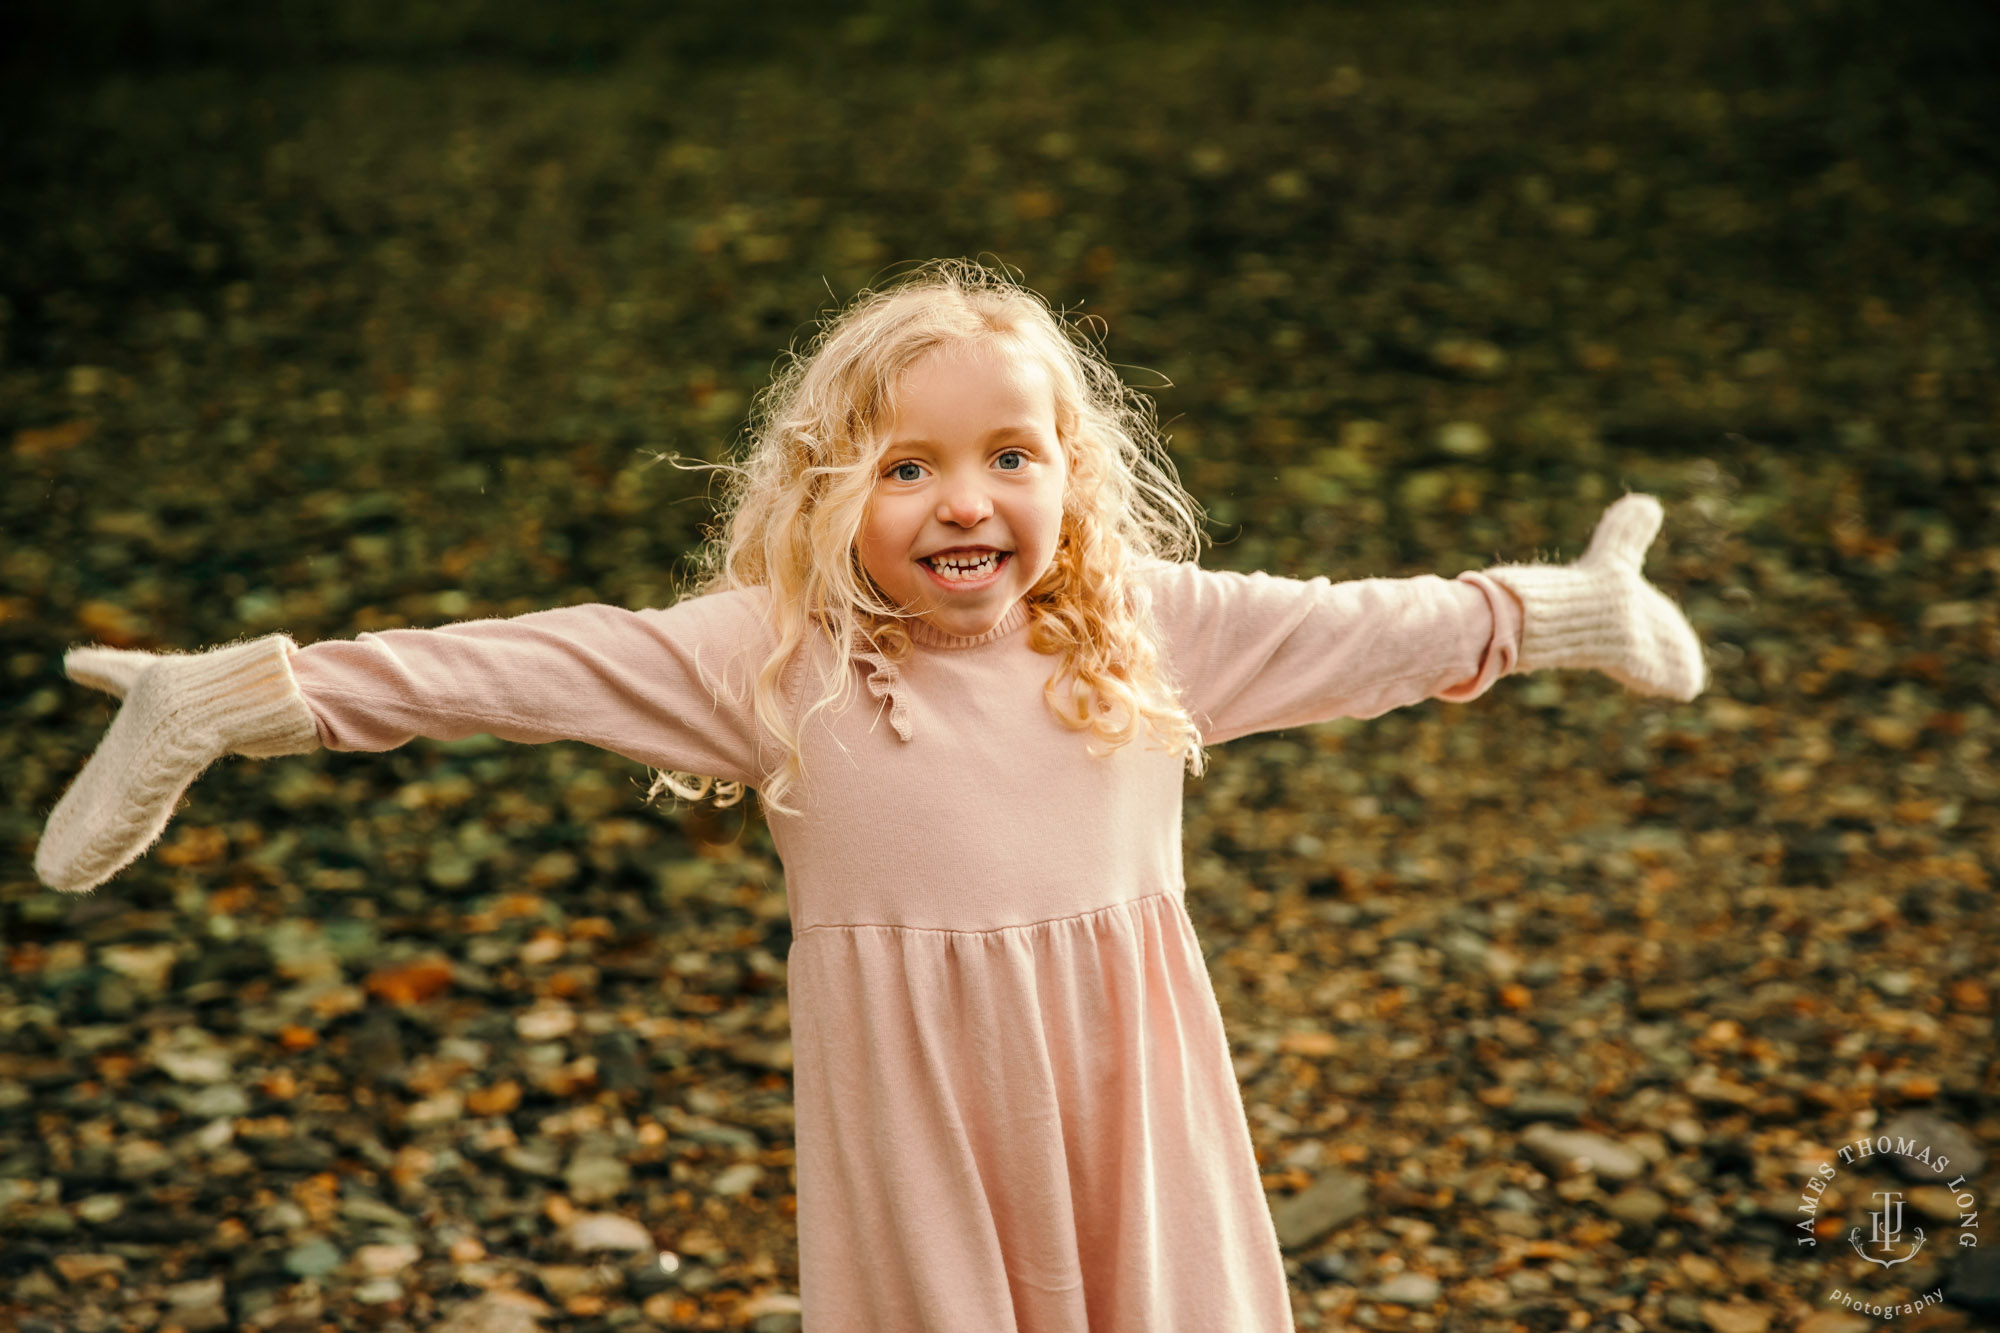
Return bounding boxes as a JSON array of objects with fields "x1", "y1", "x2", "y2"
[{"x1": 37, "y1": 259, "x2": 1706, "y2": 1332}]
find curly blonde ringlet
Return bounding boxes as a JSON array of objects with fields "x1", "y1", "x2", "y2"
[{"x1": 648, "y1": 258, "x2": 1208, "y2": 816}]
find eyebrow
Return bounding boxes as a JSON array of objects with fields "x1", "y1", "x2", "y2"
[{"x1": 883, "y1": 425, "x2": 1044, "y2": 450}]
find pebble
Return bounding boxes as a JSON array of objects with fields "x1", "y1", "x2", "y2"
[
  {"x1": 1497, "y1": 1091, "x2": 1588, "y2": 1123},
  {"x1": 435, "y1": 1293, "x2": 548, "y2": 1333},
  {"x1": 1945, "y1": 1245, "x2": 2000, "y2": 1313},
  {"x1": 165, "y1": 1276, "x2": 226, "y2": 1308},
  {"x1": 536, "y1": 1263, "x2": 609, "y2": 1301},
  {"x1": 564, "y1": 1150, "x2": 632, "y2": 1203},
  {"x1": 503, "y1": 1140, "x2": 564, "y2": 1180},
  {"x1": 1436, "y1": 421, "x2": 1493, "y2": 456},
  {"x1": 1271, "y1": 1169, "x2": 1370, "y2": 1249},
  {"x1": 147, "y1": 1028, "x2": 234, "y2": 1084},
  {"x1": 74, "y1": 1194, "x2": 124, "y2": 1224},
  {"x1": 1373, "y1": 1272, "x2": 1442, "y2": 1306},
  {"x1": 114, "y1": 1138, "x2": 173, "y2": 1180},
  {"x1": 96, "y1": 942, "x2": 179, "y2": 995},
  {"x1": 283, "y1": 1238, "x2": 344, "y2": 1278},
  {"x1": 560, "y1": 1212, "x2": 656, "y2": 1254},
  {"x1": 516, "y1": 1003, "x2": 578, "y2": 1041},
  {"x1": 1604, "y1": 1187, "x2": 1668, "y2": 1226},
  {"x1": 1303, "y1": 1252, "x2": 1352, "y2": 1283},
  {"x1": 355, "y1": 1241, "x2": 423, "y2": 1275},
  {"x1": 1698, "y1": 1302, "x2": 1771, "y2": 1333},
  {"x1": 740, "y1": 1291, "x2": 805, "y2": 1317},
  {"x1": 355, "y1": 1277, "x2": 406, "y2": 1305},
  {"x1": 342, "y1": 1194, "x2": 417, "y2": 1234},
  {"x1": 1519, "y1": 1125, "x2": 1648, "y2": 1182},
  {"x1": 167, "y1": 1083, "x2": 251, "y2": 1118},
  {"x1": 1879, "y1": 1111, "x2": 1987, "y2": 1182},
  {"x1": 53, "y1": 1253, "x2": 127, "y2": 1284},
  {"x1": 712, "y1": 1163, "x2": 764, "y2": 1197}
]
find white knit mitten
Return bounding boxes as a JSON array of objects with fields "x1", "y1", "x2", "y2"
[
  {"x1": 35, "y1": 635, "x2": 323, "y2": 894},
  {"x1": 1483, "y1": 494, "x2": 1708, "y2": 701}
]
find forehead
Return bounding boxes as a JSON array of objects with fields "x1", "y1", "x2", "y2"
[{"x1": 883, "y1": 338, "x2": 1057, "y2": 441}]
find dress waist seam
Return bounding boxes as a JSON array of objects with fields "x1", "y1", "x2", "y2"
[{"x1": 794, "y1": 889, "x2": 1184, "y2": 940}]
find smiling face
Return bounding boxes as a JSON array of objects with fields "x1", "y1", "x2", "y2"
[{"x1": 857, "y1": 337, "x2": 1069, "y2": 639}]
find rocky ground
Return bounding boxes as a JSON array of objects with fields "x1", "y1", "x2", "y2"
[{"x1": 3, "y1": 1, "x2": 1997, "y2": 1329}]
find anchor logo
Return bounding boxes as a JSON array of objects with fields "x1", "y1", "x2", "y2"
[{"x1": 1849, "y1": 1190, "x2": 1926, "y2": 1268}]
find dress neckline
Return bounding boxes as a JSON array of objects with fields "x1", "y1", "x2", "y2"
[{"x1": 906, "y1": 601, "x2": 1030, "y2": 650}]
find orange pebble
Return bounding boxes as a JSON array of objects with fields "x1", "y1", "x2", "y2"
[{"x1": 363, "y1": 957, "x2": 455, "y2": 1006}]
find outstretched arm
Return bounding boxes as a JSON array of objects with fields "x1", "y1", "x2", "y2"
[
  {"x1": 1141, "y1": 559, "x2": 1525, "y2": 745},
  {"x1": 35, "y1": 590, "x2": 777, "y2": 894},
  {"x1": 289, "y1": 595, "x2": 771, "y2": 777},
  {"x1": 1141, "y1": 493, "x2": 1704, "y2": 746}
]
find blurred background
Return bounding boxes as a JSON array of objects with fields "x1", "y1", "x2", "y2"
[{"x1": 3, "y1": 1, "x2": 1997, "y2": 1329}]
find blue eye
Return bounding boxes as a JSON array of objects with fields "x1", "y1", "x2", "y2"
[
  {"x1": 890, "y1": 462, "x2": 923, "y2": 482},
  {"x1": 996, "y1": 450, "x2": 1025, "y2": 471}
]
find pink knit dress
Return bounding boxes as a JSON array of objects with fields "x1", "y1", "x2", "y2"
[{"x1": 289, "y1": 560, "x2": 1522, "y2": 1332}]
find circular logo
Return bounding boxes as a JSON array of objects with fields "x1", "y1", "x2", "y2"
[{"x1": 1799, "y1": 1121, "x2": 1982, "y2": 1317}]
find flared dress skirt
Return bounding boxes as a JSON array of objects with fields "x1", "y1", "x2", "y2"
[{"x1": 788, "y1": 890, "x2": 1294, "y2": 1333}]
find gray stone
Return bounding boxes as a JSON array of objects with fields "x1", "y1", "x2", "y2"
[
  {"x1": 166, "y1": 1084, "x2": 251, "y2": 1119},
  {"x1": 341, "y1": 1194, "x2": 416, "y2": 1235},
  {"x1": 283, "y1": 1238, "x2": 343, "y2": 1278},
  {"x1": 1304, "y1": 1252, "x2": 1353, "y2": 1283},
  {"x1": 1270, "y1": 1168, "x2": 1370, "y2": 1250},
  {"x1": 1945, "y1": 1244, "x2": 2000, "y2": 1314},
  {"x1": 1498, "y1": 1091, "x2": 1588, "y2": 1124},
  {"x1": 1374, "y1": 1272, "x2": 1442, "y2": 1306},
  {"x1": 503, "y1": 1139, "x2": 564, "y2": 1180},
  {"x1": 711, "y1": 1163, "x2": 763, "y2": 1197},
  {"x1": 564, "y1": 1151, "x2": 631, "y2": 1204},
  {"x1": 1879, "y1": 1111, "x2": 1987, "y2": 1183},
  {"x1": 559, "y1": 1212, "x2": 654, "y2": 1255},
  {"x1": 148, "y1": 1028, "x2": 234, "y2": 1084},
  {"x1": 1519, "y1": 1124, "x2": 1648, "y2": 1182}
]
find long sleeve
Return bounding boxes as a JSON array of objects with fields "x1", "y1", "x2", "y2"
[
  {"x1": 288, "y1": 588, "x2": 779, "y2": 788},
  {"x1": 1137, "y1": 560, "x2": 1523, "y2": 745}
]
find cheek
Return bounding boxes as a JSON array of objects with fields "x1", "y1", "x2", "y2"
[
  {"x1": 1039, "y1": 477, "x2": 1070, "y2": 542},
  {"x1": 856, "y1": 504, "x2": 909, "y2": 578}
]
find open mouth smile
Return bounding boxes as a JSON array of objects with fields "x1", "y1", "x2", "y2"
[{"x1": 920, "y1": 550, "x2": 1011, "y2": 586}]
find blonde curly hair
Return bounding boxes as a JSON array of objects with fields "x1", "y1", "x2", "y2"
[{"x1": 651, "y1": 258, "x2": 1207, "y2": 815}]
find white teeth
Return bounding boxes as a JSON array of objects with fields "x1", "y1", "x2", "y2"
[{"x1": 928, "y1": 552, "x2": 1002, "y2": 581}]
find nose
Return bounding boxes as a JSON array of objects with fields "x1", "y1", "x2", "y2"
[{"x1": 936, "y1": 475, "x2": 992, "y2": 527}]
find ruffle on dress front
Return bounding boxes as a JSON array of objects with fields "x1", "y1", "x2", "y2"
[
  {"x1": 843, "y1": 601, "x2": 1033, "y2": 745},
  {"x1": 848, "y1": 638, "x2": 914, "y2": 743}
]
